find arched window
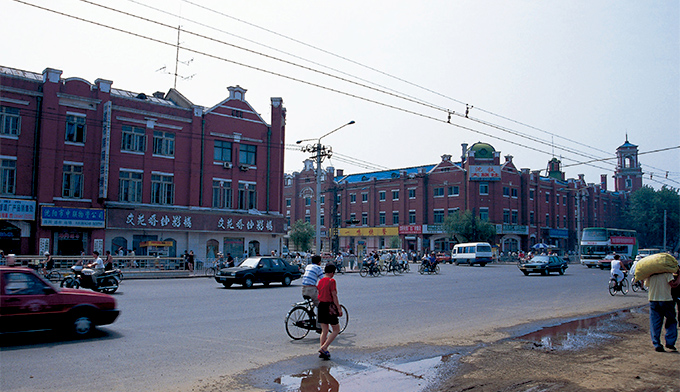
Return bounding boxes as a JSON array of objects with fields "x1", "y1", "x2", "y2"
[
  {"x1": 248, "y1": 240, "x2": 260, "y2": 256},
  {"x1": 206, "y1": 239, "x2": 219, "y2": 261},
  {"x1": 111, "y1": 236, "x2": 127, "y2": 255}
]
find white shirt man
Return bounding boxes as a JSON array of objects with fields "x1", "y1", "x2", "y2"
[{"x1": 610, "y1": 255, "x2": 626, "y2": 283}]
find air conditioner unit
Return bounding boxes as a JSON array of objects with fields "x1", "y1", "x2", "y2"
[
  {"x1": 239, "y1": 165, "x2": 249, "y2": 172},
  {"x1": 223, "y1": 162, "x2": 233, "y2": 169}
]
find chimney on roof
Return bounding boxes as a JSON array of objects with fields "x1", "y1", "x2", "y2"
[
  {"x1": 600, "y1": 174, "x2": 607, "y2": 191},
  {"x1": 461, "y1": 143, "x2": 468, "y2": 163},
  {"x1": 153, "y1": 91, "x2": 165, "y2": 99},
  {"x1": 336, "y1": 169, "x2": 344, "y2": 177}
]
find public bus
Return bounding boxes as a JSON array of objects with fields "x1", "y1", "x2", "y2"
[{"x1": 579, "y1": 228, "x2": 638, "y2": 268}]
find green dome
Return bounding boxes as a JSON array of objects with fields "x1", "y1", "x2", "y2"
[{"x1": 469, "y1": 142, "x2": 495, "y2": 159}]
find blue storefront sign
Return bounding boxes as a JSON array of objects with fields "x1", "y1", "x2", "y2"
[
  {"x1": 549, "y1": 228, "x2": 569, "y2": 239},
  {"x1": 0, "y1": 198, "x2": 36, "y2": 220},
  {"x1": 41, "y1": 206, "x2": 106, "y2": 228}
]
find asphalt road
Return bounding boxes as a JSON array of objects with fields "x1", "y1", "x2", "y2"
[{"x1": 0, "y1": 263, "x2": 648, "y2": 392}]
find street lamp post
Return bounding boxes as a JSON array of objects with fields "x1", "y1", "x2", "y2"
[{"x1": 297, "y1": 120, "x2": 355, "y2": 255}]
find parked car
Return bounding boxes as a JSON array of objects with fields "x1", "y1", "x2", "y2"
[
  {"x1": 597, "y1": 254, "x2": 632, "y2": 270},
  {"x1": 214, "y1": 256, "x2": 302, "y2": 288},
  {"x1": 0, "y1": 267, "x2": 120, "y2": 336},
  {"x1": 518, "y1": 255, "x2": 568, "y2": 276}
]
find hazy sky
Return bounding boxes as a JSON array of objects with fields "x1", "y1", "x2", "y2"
[{"x1": 3, "y1": 0, "x2": 678, "y2": 190}]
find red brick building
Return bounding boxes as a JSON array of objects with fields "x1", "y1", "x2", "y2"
[
  {"x1": 0, "y1": 65, "x2": 286, "y2": 260},
  {"x1": 284, "y1": 141, "x2": 642, "y2": 256}
]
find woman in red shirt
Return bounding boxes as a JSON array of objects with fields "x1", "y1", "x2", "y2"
[{"x1": 317, "y1": 264, "x2": 343, "y2": 359}]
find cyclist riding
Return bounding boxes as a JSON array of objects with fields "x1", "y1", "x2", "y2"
[
  {"x1": 301, "y1": 255, "x2": 324, "y2": 307},
  {"x1": 610, "y1": 254, "x2": 627, "y2": 284}
]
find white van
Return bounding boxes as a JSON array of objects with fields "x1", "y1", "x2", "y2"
[{"x1": 452, "y1": 242, "x2": 493, "y2": 266}]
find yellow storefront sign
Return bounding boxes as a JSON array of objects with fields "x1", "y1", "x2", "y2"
[{"x1": 338, "y1": 227, "x2": 399, "y2": 237}]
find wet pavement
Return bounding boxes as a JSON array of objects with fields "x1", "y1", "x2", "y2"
[{"x1": 236, "y1": 307, "x2": 643, "y2": 392}]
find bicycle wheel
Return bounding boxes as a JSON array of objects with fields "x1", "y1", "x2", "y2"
[
  {"x1": 608, "y1": 279, "x2": 617, "y2": 296},
  {"x1": 434, "y1": 264, "x2": 441, "y2": 274},
  {"x1": 359, "y1": 267, "x2": 369, "y2": 278},
  {"x1": 631, "y1": 280, "x2": 639, "y2": 292},
  {"x1": 419, "y1": 264, "x2": 425, "y2": 275},
  {"x1": 205, "y1": 267, "x2": 216, "y2": 277},
  {"x1": 338, "y1": 305, "x2": 349, "y2": 334},
  {"x1": 47, "y1": 270, "x2": 62, "y2": 281},
  {"x1": 285, "y1": 306, "x2": 313, "y2": 340},
  {"x1": 621, "y1": 279, "x2": 629, "y2": 295}
]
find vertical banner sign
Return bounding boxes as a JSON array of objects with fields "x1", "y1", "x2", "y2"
[{"x1": 98, "y1": 101, "x2": 112, "y2": 199}]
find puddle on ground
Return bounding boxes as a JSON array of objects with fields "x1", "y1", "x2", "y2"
[
  {"x1": 273, "y1": 355, "x2": 457, "y2": 392},
  {"x1": 516, "y1": 308, "x2": 635, "y2": 350}
]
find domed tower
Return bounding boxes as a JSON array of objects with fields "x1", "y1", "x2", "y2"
[
  {"x1": 614, "y1": 137, "x2": 642, "y2": 192},
  {"x1": 546, "y1": 157, "x2": 564, "y2": 181}
]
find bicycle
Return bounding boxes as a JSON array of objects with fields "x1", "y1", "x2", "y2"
[
  {"x1": 631, "y1": 279, "x2": 647, "y2": 292},
  {"x1": 285, "y1": 297, "x2": 349, "y2": 340},
  {"x1": 39, "y1": 267, "x2": 62, "y2": 281},
  {"x1": 204, "y1": 262, "x2": 222, "y2": 277},
  {"x1": 384, "y1": 260, "x2": 403, "y2": 275},
  {"x1": 359, "y1": 262, "x2": 382, "y2": 277},
  {"x1": 419, "y1": 262, "x2": 440, "y2": 275},
  {"x1": 608, "y1": 273, "x2": 629, "y2": 296}
]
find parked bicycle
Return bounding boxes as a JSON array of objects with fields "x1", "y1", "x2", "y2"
[
  {"x1": 608, "y1": 272, "x2": 629, "y2": 296},
  {"x1": 285, "y1": 297, "x2": 349, "y2": 340}
]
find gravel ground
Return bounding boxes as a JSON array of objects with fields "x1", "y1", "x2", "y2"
[{"x1": 436, "y1": 306, "x2": 680, "y2": 392}]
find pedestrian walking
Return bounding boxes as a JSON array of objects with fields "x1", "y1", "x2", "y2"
[
  {"x1": 317, "y1": 263, "x2": 342, "y2": 360},
  {"x1": 645, "y1": 268, "x2": 680, "y2": 352}
]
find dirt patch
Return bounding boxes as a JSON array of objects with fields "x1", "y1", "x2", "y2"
[{"x1": 437, "y1": 308, "x2": 680, "y2": 392}]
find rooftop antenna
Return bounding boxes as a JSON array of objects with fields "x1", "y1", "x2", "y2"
[{"x1": 157, "y1": 25, "x2": 195, "y2": 88}]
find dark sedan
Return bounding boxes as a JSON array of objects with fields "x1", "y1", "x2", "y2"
[
  {"x1": 214, "y1": 257, "x2": 301, "y2": 288},
  {"x1": 0, "y1": 267, "x2": 119, "y2": 336},
  {"x1": 518, "y1": 255, "x2": 568, "y2": 276}
]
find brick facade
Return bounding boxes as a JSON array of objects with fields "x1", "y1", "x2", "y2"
[
  {"x1": 284, "y1": 141, "x2": 641, "y2": 256},
  {"x1": 0, "y1": 65, "x2": 286, "y2": 260}
]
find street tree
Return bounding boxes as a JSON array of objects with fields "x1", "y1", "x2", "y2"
[
  {"x1": 443, "y1": 210, "x2": 496, "y2": 244},
  {"x1": 289, "y1": 219, "x2": 315, "y2": 253},
  {"x1": 623, "y1": 186, "x2": 679, "y2": 251}
]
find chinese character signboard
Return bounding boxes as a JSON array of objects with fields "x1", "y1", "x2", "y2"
[
  {"x1": 0, "y1": 198, "x2": 36, "y2": 220},
  {"x1": 106, "y1": 209, "x2": 285, "y2": 234},
  {"x1": 41, "y1": 206, "x2": 105, "y2": 228},
  {"x1": 399, "y1": 225, "x2": 422, "y2": 235},
  {"x1": 611, "y1": 236, "x2": 636, "y2": 245},
  {"x1": 338, "y1": 227, "x2": 399, "y2": 237},
  {"x1": 469, "y1": 165, "x2": 501, "y2": 181}
]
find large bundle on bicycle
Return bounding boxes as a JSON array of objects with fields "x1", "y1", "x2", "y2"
[{"x1": 634, "y1": 253, "x2": 678, "y2": 282}]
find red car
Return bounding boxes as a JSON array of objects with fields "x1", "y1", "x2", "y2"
[
  {"x1": 435, "y1": 252, "x2": 452, "y2": 264},
  {"x1": 597, "y1": 254, "x2": 632, "y2": 270},
  {"x1": 0, "y1": 267, "x2": 119, "y2": 336}
]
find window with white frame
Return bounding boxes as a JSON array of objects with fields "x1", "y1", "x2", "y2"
[
  {"x1": 512, "y1": 210, "x2": 518, "y2": 224},
  {"x1": 503, "y1": 186, "x2": 510, "y2": 197},
  {"x1": 479, "y1": 182, "x2": 489, "y2": 195},
  {"x1": 212, "y1": 180, "x2": 232, "y2": 208},
  {"x1": 448, "y1": 186, "x2": 459, "y2": 196},
  {"x1": 362, "y1": 193, "x2": 368, "y2": 202},
  {"x1": 1, "y1": 158, "x2": 16, "y2": 194},
  {"x1": 65, "y1": 114, "x2": 86, "y2": 143},
  {"x1": 239, "y1": 144, "x2": 257, "y2": 165},
  {"x1": 238, "y1": 182, "x2": 257, "y2": 210},
  {"x1": 320, "y1": 195, "x2": 325, "y2": 204},
  {"x1": 121, "y1": 125, "x2": 146, "y2": 153},
  {"x1": 214, "y1": 140, "x2": 232, "y2": 162},
  {"x1": 503, "y1": 209, "x2": 510, "y2": 224},
  {"x1": 151, "y1": 173, "x2": 174, "y2": 204},
  {"x1": 511, "y1": 188, "x2": 518, "y2": 198},
  {"x1": 0, "y1": 106, "x2": 21, "y2": 136},
  {"x1": 285, "y1": 198, "x2": 291, "y2": 207},
  {"x1": 545, "y1": 192, "x2": 550, "y2": 203},
  {"x1": 305, "y1": 197, "x2": 311, "y2": 206},
  {"x1": 433, "y1": 187, "x2": 444, "y2": 197},
  {"x1": 350, "y1": 193, "x2": 356, "y2": 203},
  {"x1": 379, "y1": 190, "x2": 386, "y2": 201},
  {"x1": 350, "y1": 213, "x2": 356, "y2": 223},
  {"x1": 379, "y1": 211, "x2": 386, "y2": 225},
  {"x1": 545, "y1": 213, "x2": 550, "y2": 227},
  {"x1": 320, "y1": 214, "x2": 325, "y2": 226},
  {"x1": 119, "y1": 170, "x2": 143, "y2": 203},
  {"x1": 433, "y1": 209, "x2": 444, "y2": 224},
  {"x1": 530, "y1": 211, "x2": 535, "y2": 225},
  {"x1": 62, "y1": 163, "x2": 83, "y2": 198},
  {"x1": 408, "y1": 210, "x2": 416, "y2": 224},
  {"x1": 392, "y1": 190, "x2": 399, "y2": 200},
  {"x1": 153, "y1": 131, "x2": 175, "y2": 157},
  {"x1": 392, "y1": 211, "x2": 399, "y2": 225},
  {"x1": 529, "y1": 189, "x2": 535, "y2": 200},
  {"x1": 479, "y1": 207, "x2": 489, "y2": 221},
  {"x1": 361, "y1": 212, "x2": 368, "y2": 225},
  {"x1": 408, "y1": 188, "x2": 416, "y2": 199}
]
